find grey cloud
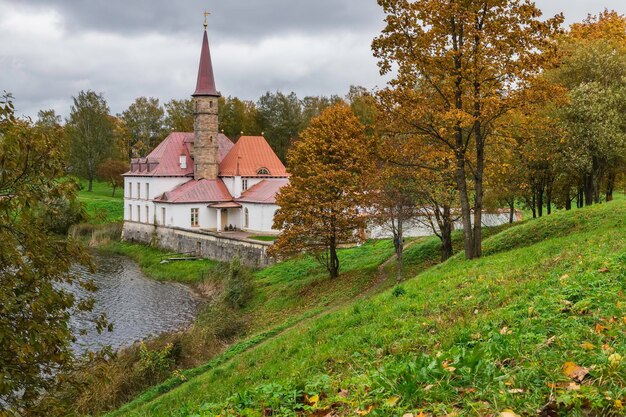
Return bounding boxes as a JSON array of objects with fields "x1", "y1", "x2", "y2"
[{"x1": 14, "y1": 0, "x2": 385, "y2": 40}]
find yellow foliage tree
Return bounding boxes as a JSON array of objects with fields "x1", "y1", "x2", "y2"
[
  {"x1": 373, "y1": 0, "x2": 562, "y2": 258},
  {"x1": 269, "y1": 103, "x2": 375, "y2": 278}
]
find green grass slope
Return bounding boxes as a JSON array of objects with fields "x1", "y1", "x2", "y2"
[
  {"x1": 77, "y1": 179, "x2": 124, "y2": 224},
  {"x1": 112, "y1": 201, "x2": 626, "y2": 417}
]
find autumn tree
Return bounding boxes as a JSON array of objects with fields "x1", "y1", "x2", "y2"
[
  {"x1": 269, "y1": 103, "x2": 374, "y2": 278},
  {"x1": 373, "y1": 0, "x2": 562, "y2": 259},
  {"x1": 66, "y1": 90, "x2": 116, "y2": 192},
  {"x1": 97, "y1": 159, "x2": 128, "y2": 197},
  {"x1": 0, "y1": 94, "x2": 101, "y2": 413},
  {"x1": 164, "y1": 98, "x2": 194, "y2": 132}
]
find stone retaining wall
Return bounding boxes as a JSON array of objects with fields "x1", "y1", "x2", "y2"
[{"x1": 122, "y1": 222, "x2": 272, "y2": 268}]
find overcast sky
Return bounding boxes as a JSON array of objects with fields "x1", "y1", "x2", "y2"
[{"x1": 1, "y1": 1, "x2": 625, "y2": 119}]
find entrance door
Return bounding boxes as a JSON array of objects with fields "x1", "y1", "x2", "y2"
[{"x1": 221, "y1": 209, "x2": 228, "y2": 231}]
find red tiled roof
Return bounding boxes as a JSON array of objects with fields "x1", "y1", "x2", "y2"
[
  {"x1": 125, "y1": 132, "x2": 233, "y2": 177},
  {"x1": 154, "y1": 179, "x2": 232, "y2": 203},
  {"x1": 219, "y1": 136, "x2": 288, "y2": 177},
  {"x1": 193, "y1": 30, "x2": 219, "y2": 97},
  {"x1": 237, "y1": 178, "x2": 289, "y2": 204}
]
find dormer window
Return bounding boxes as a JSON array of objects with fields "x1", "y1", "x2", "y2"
[
  {"x1": 257, "y1": 167, "x2": 270, "y2": 175},
  {"x1": 179, "y1": 155, "x2": 187, "y2": 169}
]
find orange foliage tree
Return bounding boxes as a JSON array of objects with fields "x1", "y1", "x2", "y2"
[
  {"x1": 269, "y1": 103, "x2": 375, "y2": 278},
  {"x1": 373, "y1": 0, "x2": 562, "y2": 259}
]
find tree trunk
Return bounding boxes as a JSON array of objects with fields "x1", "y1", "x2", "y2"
[
  {"x1": 584, "y1": 173, "x2": 594, "y2": 206},
  {"x1": 546, "y1": 179, "x2": 553, "y2": 215},
  {"x1": 395, "y1": 214, "x2": 404, "y2": 282},
  {"x1": 111, "y1": 184, "x2": 117, "y2": 197},
  {"x1": 88, "y1": 177, "x2": 93, "y2": 192},
  {"x1": 537, "y1": 183, "x2": 544, "y2": 218},
  {"x1": 565, "y1": 189, "x2": 572, "y2": 211},
  {"x1": 577, "y1": 187, "x2": 584, "y2": 208},
  {"x1": 508, "y1": 200, "x2": 515, "y2": 223},
  {"x1": 329, "y1": 238, "x2": 339, "y2": 279},
  {"x1": 455, "y1": 153, "x2": 474, "y2": 259},
  {"x1": 606, "y1": 172, "x2": 616, "y2": 202},
  {"x1": 440, "y1": 205, "x2": 453, "y2": 261},
  {"x1": 531, "y1": 192, "x2": 536, "y2": 219}
]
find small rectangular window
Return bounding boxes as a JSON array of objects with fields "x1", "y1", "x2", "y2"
[
  {"x1": 146, "y1": 183, "x2": 149, "y2": 200},
  {"x1": 137, "y1": 183, "x2": 141, "y2": 200},
  {"x1": 191, "y1": 208, "x2": 199, "y2": 227},
  {"x1": 128, "y1": 204, "x2": 132, "y2": 220},
  {"x1": 129, "y1": 182, "x2": 133, "y2": 199},
  {"x1": 146, "y1": 206, "x2": 149, "y2": 223},
  {"x1": 242, "y1": 179, "x2": 248, "y2": 191},
  {"x1": 137, "y1": 205, "x2": 141, "y2": 222},
  {"x1": 161, "y1": 207, "x2": 166, "y2": 225}
]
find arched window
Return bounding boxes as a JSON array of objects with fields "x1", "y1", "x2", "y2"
[
  {"x1": 257, "y1": 167, "x2": 270, "y2": 175},
  {"x1": 244, "y1": 208, "x2": 249, "y2": 229}
]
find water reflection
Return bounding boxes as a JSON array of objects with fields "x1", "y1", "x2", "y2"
[{"x1": 68, "y1": 252, "x2": 201, "y2": 354}]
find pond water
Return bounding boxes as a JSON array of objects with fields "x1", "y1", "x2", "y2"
[{"x1": 68, "y1": 252, "x2": 201, "y2": 354}]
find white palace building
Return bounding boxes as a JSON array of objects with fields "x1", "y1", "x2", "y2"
[{"x1": 122, "y1": 27, "x2": 289, "y2": 237}]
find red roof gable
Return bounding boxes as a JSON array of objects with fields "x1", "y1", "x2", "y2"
[
  {"x1": 125, "y1": 132, "x2": 233, "y2": 177},
  {"x1": 154, "y1": 179, "x2": 232, "y2": 203},
  {"x1": 219, "y1": 136, "x2": 288, "y2": 177},
  {"x1": 237, "y1": 178, "x2": 289, "y2": 204}
]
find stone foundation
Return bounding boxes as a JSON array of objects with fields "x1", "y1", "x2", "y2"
[{"x1": 122, "y1": 222, "x2": 272, "y2": 268}]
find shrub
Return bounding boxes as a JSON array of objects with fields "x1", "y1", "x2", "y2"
[
  {"x1": 223, "y1": 256, "x2": 254, "y2": 308},
  {"x1": 392, "y1": 285, "x2": 407, "y2": 297}
]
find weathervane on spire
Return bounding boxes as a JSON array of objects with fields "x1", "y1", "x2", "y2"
[{"x1": 203, "y1": 10, "x2": 210, "y2": 29}]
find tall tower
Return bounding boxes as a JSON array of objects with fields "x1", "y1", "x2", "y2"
[{"x1": 192, "y1": 27, "x2": 220, "y2": 180}]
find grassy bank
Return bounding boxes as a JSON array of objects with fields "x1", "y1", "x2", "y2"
[
  {"x1": 109, "y1": 201, "x2": 626, "y2": 417},
  {"x1": 77, "y1": 179, "x2": 124, "y2": 224},
  {"x1": 99, "y1": 242, "x2": 219, "y2": 283}
]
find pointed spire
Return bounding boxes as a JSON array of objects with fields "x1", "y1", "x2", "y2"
[{"x1": 193, "y1": 29, "x2": 219, "y2": 97}]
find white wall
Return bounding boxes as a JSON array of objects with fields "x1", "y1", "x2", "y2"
[
  {"x1": 368, "y1": 212, "x2": 517, "y2": 239},
  {"x1": 221, "y1": 176, "x2": 264, "y2": 198},
  {"x1": 153, "y1": 202, "x2": 217, "y2": 230},
  {"x1": 241, "y1": 203, "x2": 279, "y2": 234},
  {"x1": 124, "y1": 176, "x2": 191, "y2": 224}
]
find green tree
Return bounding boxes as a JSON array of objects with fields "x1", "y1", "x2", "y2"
[
  {"x1": 269, "y1": 104, "x2": 374, "y2": 278},
  {"x1": 164, "y1": 98, "x2": 194, "y2": 132},
  {"x1": 219, "y1": 96, "x2": 260, "y2": 138},
  {"x1": 300, "y1": 95, "x2": 342, "y2": 129},
  {"x1": 0, "y1": 93, "x2": 100, "y2": 413},
  {"x1": 120, "y1": 96, "x2": 166, "y2": 158},
  {"x1": 550, "y1": 11, "x2": 626, "y2": 204},
  {"x1": 256, "y1": 91, "x2": 303, "y2": 161},
  {"x1": 66, "y1": 90, "x2": 116, "y2": 192}
]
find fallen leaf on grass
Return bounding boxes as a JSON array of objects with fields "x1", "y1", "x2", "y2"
[
  {"x1": 337, "y1": 389, "x2": 349, "y2": 398},
  {"x1": 598, "y1": 267, "x2": 610, "y2": 273},
  {"x1": 595, "y1": 323, "x2": 606, "y2": 334},
  {"x1": 384, "y1": 396, "x2": 400, "y2": 407},
  {"x1": 580, "y1": 342, "x2": 596, "y2": 350},
  {"x1": 507, "y1": 388, "x2": 524, "y2": 394},
  {"x1": 500, "y1": 410, "x2": 521, "y2": 417},
  {"x1": 562, "y1": 362, "x2": 590, "y2": 382}
]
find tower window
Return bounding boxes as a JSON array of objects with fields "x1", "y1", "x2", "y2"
[
  {"x1": 209, "y1": 100, "x2": 213, "y2": 108},
  {"x1": 257, "y1": 168, "x2": 270, "y2": 175}
]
